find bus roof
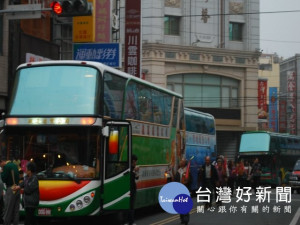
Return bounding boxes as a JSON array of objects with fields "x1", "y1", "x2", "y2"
[
  {"x1": 184, "y1": 107, "x2": 215, "y2": 119},
  {"x1": 239, "y1": 131, "x2": 300, "y2": 153},
  {"x1": 242, "y1": 131, "x2": 300, "y2": 139},
  {"x1": 16, "y1": 60, "x2": 183, "y2": 98}
]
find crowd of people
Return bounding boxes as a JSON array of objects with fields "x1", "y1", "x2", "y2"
[
  {"x1": 0, "y1": 158, "x2": 39, "y2": 225},
  {"x1": 180, "y1": 155, "x2": 262, "y2": 208}
]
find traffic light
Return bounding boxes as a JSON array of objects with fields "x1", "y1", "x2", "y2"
[{"x1": 51, "y1": 0, "x2": 92, "y2": 17}]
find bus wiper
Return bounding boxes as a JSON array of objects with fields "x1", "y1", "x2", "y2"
[
  {"x1": 62, "y1": 172, "x2": 81, "y2": 184},
  {"x1": 50, "y1": 171, "x2": 81, "y2": 184}
]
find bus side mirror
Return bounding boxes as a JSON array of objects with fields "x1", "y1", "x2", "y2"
[
  {"x1": 102, "y1": 126, "x2": 109, "y2": 137},
  {"x1": 0, "y1": 120, "x2": 3, "y2": 129},
  {"x1": 108, "y1": 130, "x2": 119, "y2": 154}
]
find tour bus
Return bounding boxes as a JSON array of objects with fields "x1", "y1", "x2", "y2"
[
  {"x1": 238, "y1": 131, "x2": 300, "y2": 186},
  {"x1": 184, "y1": 108, "x2": 217, "y2": 192},
  {"x1": 0, "y1": 60, "x2": 186, "y2": 220}
]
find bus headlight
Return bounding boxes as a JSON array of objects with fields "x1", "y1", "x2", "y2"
[
  {"x1": 76, "y1": 200, "x2": 83, "y2": 209},
  {"x1": 84, "y1": 196, "x2": 91, "y2": 204},
  {"x1": 69, "y1": 204, "x2": 75, "y2": 211},
  {"x1": 65, "y1": 191, "x2": 95, "y2": 213}
]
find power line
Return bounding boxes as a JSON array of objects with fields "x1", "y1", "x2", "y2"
[{"x1": 141, "y1": 9, "x2": 300, "y2": 18}]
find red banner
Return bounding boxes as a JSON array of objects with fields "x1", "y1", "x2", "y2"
[
  {"x1": 124, "y1": 0, "x2": 141, "y2": 78},
  {"x1": 258, "y1": 80, "x2": 268, "y2": 120},
  {"x1": 287, "y1": 71, "x2": 297, "y2": 134},
  {"x1": 95, "y1": 0, "x2": 111, "y2": 42}
]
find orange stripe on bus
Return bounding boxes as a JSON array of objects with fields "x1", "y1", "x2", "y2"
[
  {"x1": 39, "y1": 180, "x2": 90, "y2": 201},
  {"x1": 136, "y1": 178, "x2": 167, "y2": 189}
]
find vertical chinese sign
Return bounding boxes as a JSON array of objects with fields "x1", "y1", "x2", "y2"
[
  {"x1": 73, "y1": 0, "x2": 95, "y2": 43},
  {"x1": 258, "y1": 79, "x2": 268, "y2": 130},
  {"x1": 268, "y1": 87, "x2": 278, "y2": 132},
  {"x1": 95, "y1": 0, "x2": 111, "y2": 42},
  {"x1": 73, "y1": 0, "x2": 111, "y2": 43},
  {"x1": 287, "y1": 71, "x2": 297, "y2": 134},
  {"x1": 124, "y1": 0, "x2": 141, "y2": 78}
]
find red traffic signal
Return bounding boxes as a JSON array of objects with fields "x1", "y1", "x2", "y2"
[
  {"x1": 51, "y1": 0, "x2": 92, "y2": 17},
  {"x1": 51, "y1": 1, "x2": 63, "y2": 15}
]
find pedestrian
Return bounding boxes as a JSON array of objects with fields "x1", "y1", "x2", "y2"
[
  {"x1": 126, "y1": 154, "x2": 139, "y2": 225},
  {"x1": 14, "y1": 161, "x2": 39, "y2": 225},
  {"x1": 215, "y1": 158, "x2": 229, "y2": 206},
  {"x1": 236, "y1": 160, "x2": 245, "y2": 188},
  {"x1": 227, "y1": 160, "x2": 236, "y2": 195},
  {"x1": 251, "y1": 158, "x2": 261, "y2": 193},
  {"x1": 244, "y1": 160, "x2": 252, "y2": 187},
  {"x1": 0, "y1": 158, "x2": 20, "y2": 225},
  {"x1": 175, "y1": 158, "x2": 190, "y2": 224},
  {"x1": 201, "y1": 156, "x2": 218, "y2": 208}
]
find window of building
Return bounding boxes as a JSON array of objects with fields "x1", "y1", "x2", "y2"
[
  {"x1": 167, "y1": 74, "x2": 240, "y2": 108},
  {"x1": 164, "y1": 16, "x2": 180, "y2": 35},
  {"x1": 259, "y1": 64, "x2": 272, "y2": 71},
  {"x1": 229, "y1": 22, "x2": 243, "y2": 41}
]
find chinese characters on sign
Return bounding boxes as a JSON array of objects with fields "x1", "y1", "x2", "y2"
[
  {"x1": 258, "y1": 79, "x2": 268, "y2": 119},
  {"x1": 95, "y1": 0, "x2": 111, "y2": 42},
  {"x1": 73, "y1": 43, "x2": 121, "y2": 67},
  {"x1": 196, "y1": 186, "x2": 292, "y2": 214},
  {"x1": 287, "y1": 71, "x2": 297, "y2": 134},
  {"x1": 124, "y1": 0, "x2": 141, "y2": 77}
]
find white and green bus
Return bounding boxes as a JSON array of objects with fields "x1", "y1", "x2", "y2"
[
  {"x1": 238, "y1": 131, "x2": 300, "y2": 186},
  {"x1": 0, "y1": 60, "x2": 185, "y2": 220}
]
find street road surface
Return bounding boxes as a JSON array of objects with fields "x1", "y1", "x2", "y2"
[{"x1": 17, "y1": 190, "x2": 300, "y2": 225}]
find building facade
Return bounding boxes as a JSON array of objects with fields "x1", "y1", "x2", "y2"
[
  {"x1": 279, "y1": 54, "x2": 300, "y2": 135},
  {"x1": 121, "y1": 0, "x2": 260, "y2": 160},
  {"x1": 0, "y1": 0, "x2": 260, "y2": 160}
]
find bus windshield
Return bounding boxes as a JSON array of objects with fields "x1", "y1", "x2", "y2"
[
  {"x1": 2, "y1": 126, "x2": 100, "y2": 180},
  {"x1": 8, "y1": 65, "x2": 99, "y2": 116},
  {"x1": 239, "y1": 133, "x2": 270, "y2": 152}
]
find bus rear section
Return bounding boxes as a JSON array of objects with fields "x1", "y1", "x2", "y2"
[
  {"x1": 238, "y1": 131, "x2": 300, "y2": 186},
  {"x1": 184, "y1": 108, "x2": 217, "y2": 192}
]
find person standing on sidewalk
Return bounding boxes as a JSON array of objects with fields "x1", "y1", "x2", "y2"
[
  {"x1": 14, "y1": 161, "x2": 39, "y2": 225},
  {"x1": 125, "y1": 154, "x2": 139, "y2": 225},
  {"x1": 251, "y1": 158, "x2": 262, "y2": 193},
  {"x1": 175, "y1": 158, "x2": 191, "y2": 224},
  {"x1": 201, "y1": 156, "x2": 219, "y2": 208},
  {"x1": 0, "y1": 158, "x2": 20, "y2": 225}
]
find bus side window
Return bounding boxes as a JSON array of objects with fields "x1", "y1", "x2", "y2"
[
  {"x1": 152, "y1": 89, "x2": 163, "y2": 124},
  {"x1": 138, "y1": 86, "x2": 153, "y2": 122},
  {"x1": 125, "y1": 83, "x2": 139, "y2": 120}
]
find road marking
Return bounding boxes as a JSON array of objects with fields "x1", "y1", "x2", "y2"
[
  {"x1": 289, "y1": 207, "x2": 300, "y2": 225},
  {"x1": 150, "y1": 208, "x2": 197, "y2": 225}
]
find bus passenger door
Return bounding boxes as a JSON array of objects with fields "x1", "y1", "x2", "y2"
[{"x1": 102, "y1": 121, "x2": 132, "y2": 211}]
